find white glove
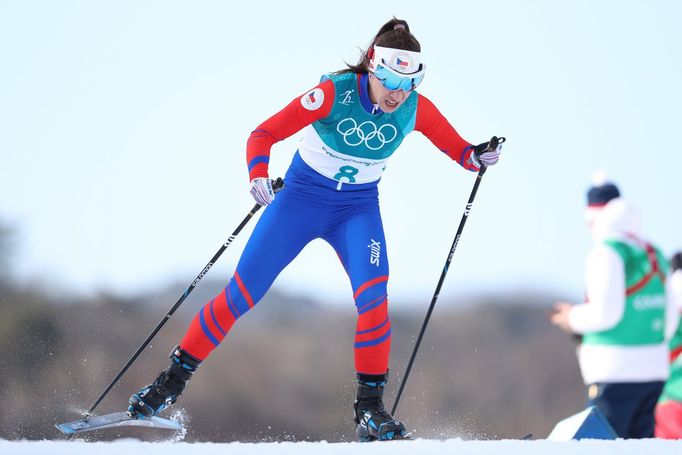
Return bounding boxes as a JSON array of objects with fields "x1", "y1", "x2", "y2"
[
  {"x1": 471, "y1": 137, "x2": 503, "y2": 167},
  {"x1": 250, "y1": 177, "x2": 276, "y2": 206}
]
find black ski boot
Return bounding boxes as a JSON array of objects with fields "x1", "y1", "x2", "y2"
[
  {"x1": 128, "y1": 346, "x2": 201, "y2": 419},
  {"x1": 354, "y1": 373, "x2": 407, "y2": 441}
]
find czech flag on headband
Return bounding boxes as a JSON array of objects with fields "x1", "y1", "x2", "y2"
[
  {"x1": 371, "y1": 46, "x2": 423, "y2": 74},
  {"x1": 308, "y1": 92, "x2": 316, "y2": 103}
]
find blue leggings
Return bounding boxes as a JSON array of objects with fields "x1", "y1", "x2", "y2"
[
  {"x1": 181, "y1": 153, "x2": 392, "y2": 374},
  {"x1": 588, "y1": 381, "x2": 664, "y2": 438}
]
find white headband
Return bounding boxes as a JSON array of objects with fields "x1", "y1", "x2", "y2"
[{"x1": 369, "y1": 46, "x2": 423, "y2": 75}]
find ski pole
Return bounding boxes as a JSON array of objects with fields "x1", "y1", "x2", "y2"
[
  {"x1": 391, "y1": 138, "x2": 504, "y2": 416},
  {"x1": 86, "y1": 178, "x2": 284, "y2": 416}
]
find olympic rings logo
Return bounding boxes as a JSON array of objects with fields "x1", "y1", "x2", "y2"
[{"x1": 336, "y1": 118, "x2": 398, "y2": 151}]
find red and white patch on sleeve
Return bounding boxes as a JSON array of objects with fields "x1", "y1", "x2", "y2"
[{"x1": 300, "y1": 88, "x2": 324, "y2": 111}]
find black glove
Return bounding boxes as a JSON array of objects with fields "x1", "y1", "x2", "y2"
[{"x1": 472, "y1": 136, "x2": 505, "y2": 167}]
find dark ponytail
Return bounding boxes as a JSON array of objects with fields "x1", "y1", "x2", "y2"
[{"x1": 336, "y1": 18, "x2": 421, "y2": 74}]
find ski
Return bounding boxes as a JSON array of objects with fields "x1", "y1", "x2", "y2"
[
  {"x1": 55, "y1": 411, "x2": 182, "y2": 435},
  {"x1": 360, "y1": 432, "x2": 414, "y2": 442}
]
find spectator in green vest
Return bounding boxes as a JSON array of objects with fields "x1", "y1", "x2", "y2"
[
  {"x1": 550, "y1": 174, "x2": 679, "y2": 438},
  {"x1": 655, "y1": 252, "x2": 682, "y2": 438}
]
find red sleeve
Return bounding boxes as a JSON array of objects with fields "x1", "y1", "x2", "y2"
[
  {"x1": 246, "y1": 79, "x2": 335, "y2": 181},
  {"x1": 414, "y1": 93, "x2": 478, "y2": 172}
]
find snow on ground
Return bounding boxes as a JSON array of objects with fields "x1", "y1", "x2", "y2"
[{"x1": 2, "y1": 439, "x2": 682, "y2": 455}]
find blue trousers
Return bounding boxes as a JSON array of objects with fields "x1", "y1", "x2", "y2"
[
  {"x1": 181, "y1": 153, "x2": 393, "y2": 374},
  {"x1": 587, "y1": 381, "x2": 664, "y2": 438}
]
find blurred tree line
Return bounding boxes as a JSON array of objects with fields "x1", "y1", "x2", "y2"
[{"x1": 0, "y1": 222, "x2": 586, "y2": 441}]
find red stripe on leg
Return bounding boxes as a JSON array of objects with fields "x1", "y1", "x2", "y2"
[
  {"x1": 213, "y1": 289, "x2": 238, "y2": 333},
  {"x1": 354, "y1": 300, "x2": 391, "y2": 374},
  {"x1": 356, "y1": 301, "x2": 388, "y2": 332},
  {"x1": 355, "y1": 331, "x2": 391, "y2": 375},
  {"x1": 179, "y1": 289, "x2": 238, "y2": 361},
  {"x1": 203, "y1": 300, "x2": 225, "y2": 341},
  {"x1": 234, "y1": 272, "x2": 255, "y2": 308},
  {"x1": 179, "y1": 309, "x2": 215, "y2": 361},
  {"x1": 354, "y1": 275, "x2": 388, "y2": 300}
]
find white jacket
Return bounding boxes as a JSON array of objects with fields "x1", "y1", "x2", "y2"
[
  {"x1": 671, "y1": 270, "x2": 682, "y2": 312},
  {"x1": 569, "y1": 198, "x2": 679, "y2": 384}
]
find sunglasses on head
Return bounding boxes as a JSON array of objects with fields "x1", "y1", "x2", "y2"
[{"x1": 372, "y1": 62, "x2": 425, "y2": 92}]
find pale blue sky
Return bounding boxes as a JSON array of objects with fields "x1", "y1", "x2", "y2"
[{"x1": 1, "y1": 1, "x2": 681, "y2": 305}]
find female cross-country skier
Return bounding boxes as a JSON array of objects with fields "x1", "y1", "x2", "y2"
[{"x1": 128, "y1": 17, "x2": 503, "y2": 441}]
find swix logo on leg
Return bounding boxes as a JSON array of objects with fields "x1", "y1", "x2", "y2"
[{"x1": 369, "y1": 239, "x2": 381, "y2": 267}]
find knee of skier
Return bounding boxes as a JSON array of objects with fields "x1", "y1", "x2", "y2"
[{"x1": 354, "y1": 276, "x2": 389, "y2": 316}]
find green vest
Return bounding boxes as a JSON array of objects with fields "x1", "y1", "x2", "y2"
[
  {"x1": 661, "y1": 290, "x2": 682, "y2": 402},
  {"x1": 583, "y1": 240, "x2": 668, "y2": 346},
  {"x1": 660, "y1": 340, "x2": 682, "y2": 402},
  {"x1": 312, "y1": 73, "x2": 418, "y2": 160}
]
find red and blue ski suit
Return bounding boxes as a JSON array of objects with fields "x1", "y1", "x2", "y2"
[{"x1": 179, "y1": 72, "x2": 479, "y2": 375}]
